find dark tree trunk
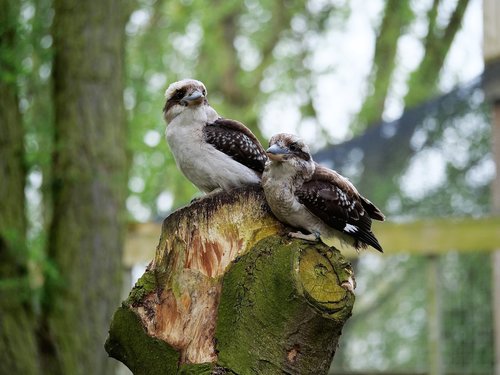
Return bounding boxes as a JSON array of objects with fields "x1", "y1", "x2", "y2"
[
  {"x1": 106, "y1": 187, "x2": 355, "y2": 374},
  {"x1": 0, "y1": 0, "x2": 41, "y2": 373},
  {"x1": 43, "y1": 0, "x2": 128, "y2": 373}
]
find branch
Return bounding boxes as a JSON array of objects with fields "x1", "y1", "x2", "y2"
[
  {"x1": 354, "y1": 0, "x2": 414, "y2": 131},
  {"x1": 404, "y1": 0, "x2": 470, "y2": 107}
]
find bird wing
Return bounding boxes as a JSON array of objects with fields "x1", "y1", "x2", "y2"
[
  {"x1": 296, "y1": 165, "x2": 383, "y2": 251},
  {"x1": 203, "y1": 118, "x2": 267, "y2": 174}
]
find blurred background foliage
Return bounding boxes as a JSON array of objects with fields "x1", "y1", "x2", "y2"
[
  {"x1": 123, "y1": 0, "x2": 482, "y2": 220},
  {"x1": 2, "y1": 0, "x2": 494, "y2": 373},
  {"x1": 125, "y1": 0, "x2": 350, "y2": 210},
  {"x1": 14, "y1": 0, "x2": 483, "y2": 220}
]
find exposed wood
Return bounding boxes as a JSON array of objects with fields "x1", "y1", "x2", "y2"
[
  {"x1": 125, "y1": 216, "x2": 500, "y2": 266},
  {"x1": 107, "y1": 186, "x2": 355, "y2": 373},
  {"x1": 484, "y1": 0, "x2": 500, "y2": 63}
]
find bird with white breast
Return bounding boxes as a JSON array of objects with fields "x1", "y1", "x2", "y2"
[
  {"x1": 163, "y1": 79, "x2": 268, "y2": 194},
  {"x1": 262, "y1": 133, "x2": 385, "y2": 252}
]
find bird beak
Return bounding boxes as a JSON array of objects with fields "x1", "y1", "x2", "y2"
[
  {"x1": 266, "y1": 144, "x2": 290, "y2": 161},
  {"x1": 180, "y1": 89, "x2": 204, "y2": 106}
]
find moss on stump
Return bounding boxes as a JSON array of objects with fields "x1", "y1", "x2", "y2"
[{"x1": 105, "y1": 186, "x2": 355, "y2": 374}]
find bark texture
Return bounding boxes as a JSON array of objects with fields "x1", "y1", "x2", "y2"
[
  {"x1": 44, "y1": 1, "x2": 128, "y2": 373},
  {"x1": 106, "y1": 187, "x2": 355, "y2": 374}
]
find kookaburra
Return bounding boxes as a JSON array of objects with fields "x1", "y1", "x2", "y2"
[
  {"x1": 262, "y1": 133, "x2": 385, "y2": 252},
  {"x1": 163, "y1": 79, "x2": 267, "y2": 193}
]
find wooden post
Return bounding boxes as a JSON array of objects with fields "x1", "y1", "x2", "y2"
[
  {"x1": 495, "y1": 250, "x2": 500, "y2": 375},
  {"x1": 106, "y1": 187, "x2": 355, "y2": 374},
  {"x1": 427, "y1": 255, "x2": 443, "y2": 375},
  {"x1": 491, "y1": 101, "x2": 500, "y2": 375},
  {"x1": 484, "y1": 1, "x2": 500, "y2": 374}
]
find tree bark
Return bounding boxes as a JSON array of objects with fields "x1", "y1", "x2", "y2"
[
  {"x1": 44, "y1": 1, "x2": 128, "y2": 373},
  {"x1": 106, "y1": 187, "x2": 355, "y2": 374}
]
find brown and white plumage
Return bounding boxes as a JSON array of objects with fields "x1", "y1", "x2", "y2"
[
  {"x1": 163, "y1": 79, "x2": 267, "y2": 193},
  {"x1": 262, "y1": 133, "x2": 385, "y2": 252}
]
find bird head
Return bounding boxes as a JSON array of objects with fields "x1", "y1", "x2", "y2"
[
  {"x1": 266, "y1": 133, "x2": 315, "y2": 179},
  {"x1": 163, "y1": 79, "x2": 208, "y2": 123}
]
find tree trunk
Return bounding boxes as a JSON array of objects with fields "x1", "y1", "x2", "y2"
[
  {"x1": 106, "y1": 187, "x2": 355, "y2": 374},
  {"x1": 44, "y1": 1, "x2": 128, "y2": 373},
  {"x1": 0, "y1": 1, "x2": 41, "y2": 373}
]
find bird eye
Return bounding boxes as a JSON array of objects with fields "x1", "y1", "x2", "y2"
[
  {"x1": 289, "y1": 142, "x2": 299, "y2": 152},
  {"x1": 174, "y1": 90, "x2": 184, "y2": 100}
]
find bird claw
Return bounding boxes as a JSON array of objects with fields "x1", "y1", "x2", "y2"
[{"x1": 288, "y1": 231, "x2": 320, "y2": 242}]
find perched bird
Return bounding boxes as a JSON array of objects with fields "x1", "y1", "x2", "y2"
[
  {"x1": 163, "y1": 79, "x2": 267, "y2": 193},
  {"x1": 262, "y1": 133, "x2": 385, "y2": 252}
]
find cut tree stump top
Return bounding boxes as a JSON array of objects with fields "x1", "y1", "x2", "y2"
[{"x1": 106, "y1": 186, "x2": 355, "y2": 375}]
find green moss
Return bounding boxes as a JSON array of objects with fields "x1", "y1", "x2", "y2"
[
  {"x1": 125, "y1": 269, "x2": 164, "y2": 306},
  {"x1": 108, "y1": 234, "x2": 353, "y2": 374},
  {"x1": 215, "y1": 235, "x2": 354, "y2": 374},
  {"x1": 215, "y1": 236, "x2": 293, "y2": 371},
  {"x1": 105, "y1": 306, "x2": 179, "y2": 375},
  {"x1": 296, "y1": 242, "x2": 355, "y2": 322},
  {"x1": 177, "y1": 362, "x2": 216, "y2": 374}
]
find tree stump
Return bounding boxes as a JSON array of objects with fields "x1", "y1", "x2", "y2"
[{"x1": 105, "y1": 186, "x2": 355, "y2": 374}]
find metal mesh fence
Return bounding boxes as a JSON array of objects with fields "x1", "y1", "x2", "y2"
[
  {"x1": 330, "y1": 253, "x2": 493, "y2": 375},
  {"x1": 323, "y1": 72, "x2": 494, "y2": 374}
]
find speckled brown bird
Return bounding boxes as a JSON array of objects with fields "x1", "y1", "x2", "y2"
[
  {"x1": 163, "y1": 79, "x2": 267, "y2": 193},
  {"x1": 262, "y1": 133, "x2": 385, "y2": 252}
]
